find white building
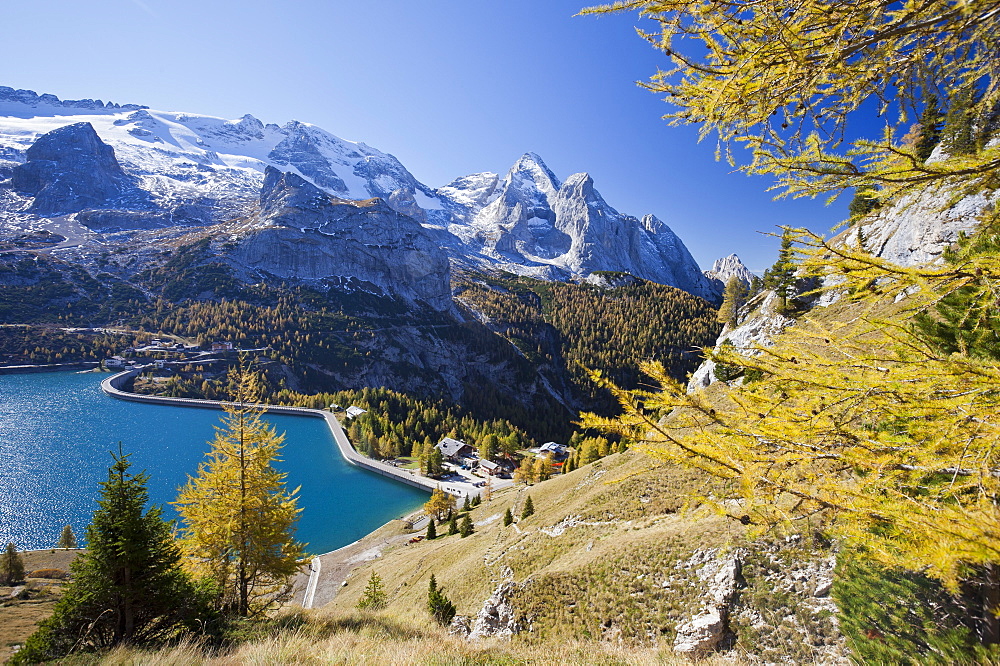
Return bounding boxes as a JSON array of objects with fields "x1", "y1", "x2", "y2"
[{"x1": 104, "y1": 356, "x2": 127, "y2": 368}]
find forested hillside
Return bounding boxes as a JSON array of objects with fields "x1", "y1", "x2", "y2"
[{"x1": 455, "y1": 271, "x2": 720, "y2": 412}]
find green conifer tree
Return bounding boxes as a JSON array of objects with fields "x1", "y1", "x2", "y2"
[
  {"x1": 13, "y1": 449, "x2": 212, "y2": 664},
  {"x1": 460, "y1": 514, "x2": 474, "y2": 538},
  {"x1": 356, "y1": 571, "x2": 388, "y2": 611},
  {"x1": 1, "y1": 543, "x2": 24, "y2": 585},
  {"x1": 762, "y1": 232, "x2": 797, "y2": 314},
  {"x1": 503, "y1": 508, "x2": 514, "y2": 526},
  {"x1": 913, "y1": 227, "x2": 1000, "y2": 361},
  {"x1": 521, "y1": 495, "x2": 534, "y2": 519},
  {"x1": 914, "y1": 96, "x2": 944, "y2": 162},
  {"x1": 848, "y1": 188, "x2": 881, "y2": 220},
  {"x1": 427, "y1": 574, "x2": 456, "y2": 626},
  {"x1": 426, "y1": 519, "x2": 436, "y2": 540},
  {"x1": 942, "y1": 85, "x2": 981, "y2": 156},
  {"x1": 448, "y1": 514, "x2": 459, "y2": 535},
  {"x1": 833, "y1": 550, "x2": 987, "y2": 663}
]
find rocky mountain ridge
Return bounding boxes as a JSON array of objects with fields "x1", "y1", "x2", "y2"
[
  {"x1": 0, "y1": 86, "x2": 720, "y2": 302},
  {"x1": 688, "y1": 182, "x2": 999, "y2": 391}
]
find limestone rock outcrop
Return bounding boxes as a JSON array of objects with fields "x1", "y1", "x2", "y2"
[
  {"x1": 848, "y1": 186, "x2": 998, "y2": 267},
  {"x1": 11, "y1": 122, "x2": 133, "y2": 215},
  {"x1": 467, "y1": 581, "x2": 522, "y2": 640},
  {"x1": 688, "y1": 292, "x2": 796, "y2": 392},
  {"x1": 227, "y1": 167, "x2": 452, "y2": 310},
  {"x1": 673, "y1": 549, "x2": 745, "y2": 657}
]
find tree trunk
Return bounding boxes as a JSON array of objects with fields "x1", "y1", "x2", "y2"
[{"x1": 983, "y1": 564, "x2": 1000, "y2": 646}]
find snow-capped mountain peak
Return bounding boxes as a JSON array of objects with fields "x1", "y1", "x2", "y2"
[{"x1": 0, "y1": 87, "x2": 718, "y2": 301}]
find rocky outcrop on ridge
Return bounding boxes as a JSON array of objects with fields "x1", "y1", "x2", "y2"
[
  {"x1": 444, "y1": 153, "x2": 719, "y2": 301},
  {"x1": 227, "y1": 167, "x2": 452, "y2": 310},
  {"x1": 672, "y1": 549, "x2": 745, "y2": 656},
  {"x1": 450, "y1": 581, "x2": 524, "y2": 640},
  {"x1": 688, "y1": 291, "x2": 796, "y2": 391},
  {"x1": 0, "y1": 86, "x2": 145, "y2": 113},
  {"x1": 842, "y1": 185, "x2": 998, "y2": 267},
  {"x1": 10, "y1": 122, "x2": 135, "y2": 215},
  {"x1": 704, "y1": 253, "x2": 754, "y2": 289}
]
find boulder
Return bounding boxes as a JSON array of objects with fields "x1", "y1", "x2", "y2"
[
  {"x1": 673, "y1": 608, "x2": 727, "y2": 656},
  {"x1": 468, "y1": 581, "x2": 522, "y2": 639}
]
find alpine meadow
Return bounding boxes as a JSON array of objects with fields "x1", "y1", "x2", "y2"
[{"x1": 1, "y1": 1, "x2": 1000, "y2": 664}]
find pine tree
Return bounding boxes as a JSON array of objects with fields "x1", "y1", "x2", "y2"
[
  {"x1": 913, "y1": 229, "x2": 1000, "y2": 361},
  {"x1": 356, "y1": 571, "x2": 388, "y2": 611},
  {"x1": 503, "y1": 508, "x2": 514, "y2": 526},
  {"x1": 13, "y1": 449, "x2": 211, "y2": 663},
  {"x1": 57, "y1": 524, "x2": 77, "y2": 550},
  {"x1": 1, "y1": 543, "x2": 24, "y2": 585},
  {"x1": 848, "y1": 188, "x2": 881, "y2": 219},
  {"x1": 712, "y1": 339, "x2": 745, "y2": 383},
  {"x1": 424, "y1": 447, "x2": 445, "y2": 478},
  {"x1": 427, "y1": 574, "x2": 456, "y2": 626},
  {"x1": 833, "y1": 549, "x2": 986, "y2": 664},
  {"x1": 460, "y1": 514, "x2": 474, "y2": 538},
  {"x1": 426, "y1": 519, "x2": 437, "y2": 540},
  {"x1": 717, "y1": 276, "x2": 747, "y2": 328},
  {"x1": 448, "y1": 514, "x2": 459, "y2": 535},
  {"x1": 942, "y1": 85, "x2": 981, "y2": 156},
  {"x1": 521, "y1": 495, "x2": 534, "y2": 519},
  {"x1": 762, "y1": 232, "x2": 797, "y2": 314},
  {"x1": 174, "y1": 362, "x2": 304, "y2": 618},
  {"x1": 462, "y1": 495, "x2": 472, "y2": 512},
  {"x1": 914, "y1": 96, "x2": 944, "y2": 162}
]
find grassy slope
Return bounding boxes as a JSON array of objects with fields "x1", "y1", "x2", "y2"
[
  {"x1": 0, "y1": 550, "x2": 81, "y2": 662},
  {"x1": 4, "y1": 452, "x2": 842, "y2": 664},
  {"x1": 328, "y1": 450, "x2": 744, "y2": 640}
]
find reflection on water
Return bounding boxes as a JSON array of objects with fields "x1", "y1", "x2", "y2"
[{"x1": 0, "y1": 371, "x2": 425, "y2": 553}]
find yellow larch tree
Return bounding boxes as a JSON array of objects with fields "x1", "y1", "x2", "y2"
[
  {"x1": 173, "y1": 360, "x2": 304, "y2": 617},
  {"x1": 584, "y1": 209, "x2": 1000, "y2": 641}
]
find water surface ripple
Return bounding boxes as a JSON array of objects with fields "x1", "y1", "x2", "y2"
[{"x1": 0, "y1": 371, "x2": 425, "y2": 553}]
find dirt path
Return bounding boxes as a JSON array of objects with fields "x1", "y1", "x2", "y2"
[{"x1": 291, "y1": 512, "x2": 430, "y2": 609}]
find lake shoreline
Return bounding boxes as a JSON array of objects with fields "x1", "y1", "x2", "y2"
[
  {"x1": 101, "y1": 369, "x2": 483, "y2": 499},
  {"x1": 1, "y1": 371, "x2": 428, "y2": 553},
  {"x1": 0, "y1": 362, "x2": 100, "y2": 375}
]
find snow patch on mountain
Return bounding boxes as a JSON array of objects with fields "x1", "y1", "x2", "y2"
[{"x1": 0, "y1": 87, "x2": 716, "y2": 299}]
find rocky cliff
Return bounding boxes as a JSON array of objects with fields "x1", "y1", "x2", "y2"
[
  {"x1": 10, "y1": 122, "x2": 136, "y2": 215},
  {"x1": 227, "y1": 167, "x2": 452, "y2": 310}
]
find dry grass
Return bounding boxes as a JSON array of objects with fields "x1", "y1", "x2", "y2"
[
  {"x1": 96, "y1": 611, "x2": 742, "y2": 665},
  {"x1": 324, "y1": 449, "x2": 745, "y2": 645},
  {"x1": 0, "y1": 549, "x2": 82, "y2": 661}
]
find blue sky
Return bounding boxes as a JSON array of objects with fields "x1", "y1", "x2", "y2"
[{"x1": 1, "y1": 0, "x2": 853, "y2": 273}]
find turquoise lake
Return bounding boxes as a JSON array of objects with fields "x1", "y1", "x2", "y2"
[{"x1": 0, "y1": 371, "x2": 426, "y2": 554}]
